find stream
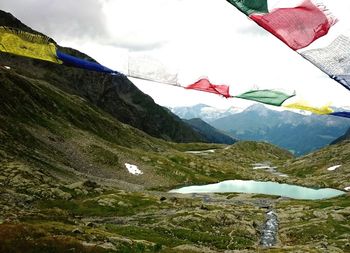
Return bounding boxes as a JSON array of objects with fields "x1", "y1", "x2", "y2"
[{"x1": 260, "y1": 209, "x2": 279, "y2": 247}]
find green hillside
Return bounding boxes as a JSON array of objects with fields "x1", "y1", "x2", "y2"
[{"x1": 281, "y1": 140, "x2": 350, "y2": 189}]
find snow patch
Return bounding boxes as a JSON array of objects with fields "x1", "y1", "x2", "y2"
[
  {"x1": 125, "y1": 163, "x2": 143, "y2": 175},
  {"x1": 344, "y1": 186, "x2": 350, "y2": 191},
  {"x1": 185, "y1": 149, "x2": 215, "y2": 154},
  {"x1": 4, "y1": 66, "x2": 11, "y2": 70},
  {"x1": 327, "y1": 165, "x2": 341, "y2": 171},
  {"x1": 252, "y1": 163, "x2": 289, "y2": 177}
]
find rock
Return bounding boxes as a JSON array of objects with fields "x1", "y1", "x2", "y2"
[
  {"x1": 320, "y1": 242, "x2": 328, "y2": 249},
  {"x1": 141, "y1": 156, "x2": 151, "y2": 162},
  {"x1": 83, "y1": 180, "x2": 98, "y2": 189},
  {"x1": 10, "y1": 175, "x2": 30, "y2": 186},
  {"x1": 74, "y1": 188, "x2": 84, "y2": 195},
  {"x1": 51, "y1": 188, "x2": 72, "y2": 200},
  {"x1": 74, "y1": 188, "x2": 86, "y2": 196},
  {"x1": 330, "y1": 213, "x2": 345, "y2": 221},
  {"x1": 94, "y1": 188, "x2": 104, "y2": 194},
  {"x1": 72, "y1": 228, "x2": 83, "y2": 234},
  {"x1": 85, "y1": 222, "x2": 96, "y2": 228},
  {"x1": 172, "y1": 244, "x2": 216, "y2": 253},
  {"x1": 117, "y1": 201, "x2": 129, "y2": 207},
  {"x1": 66, "y1": 182, "x2": 84, "y2": 190},
  {"x1": 18, "y1": 193, "x2": 34, "y2": 203},
  {"x1": 313, "y1": 210, "x2": 328, "y2": 219},
  {"x1": 33, "y1": 171, "x2": 45, "y2": 178},
  {"x1": 160, "y1": 196, "x2": 167, "y2": 201},
  {"x1": 97, "y1": 198, "x2": 117, "y2": 208},
  {"x1": 189, "y1": 162, "x2": 196, "y2": 168},
  {"x1": 99, "y1": 242, "x2": 117, "y2": 251},
  {"x1": 107, "y1": 236, "x2": 133, "y2": 245},
  {"x1": 199, "y1": 205, "x2": 209, "y2": 211}
]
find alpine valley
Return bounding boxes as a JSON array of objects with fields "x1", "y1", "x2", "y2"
[
  {"x1": 172, "y1": 103, "x2": 350, "y2": 156},
  {"x1": 0, "y1": 10, "x2": 349, "y2": 253}
]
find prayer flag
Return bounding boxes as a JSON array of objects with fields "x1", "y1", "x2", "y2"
[
  {"x1": 301, "y1": 35, "x2": 350, "y2": 91},
  {"x1": 330, "y1": 112, "x2": 350, "y2": 119},
  {"x1": 185, "y1": 78, "x2": 231, "y2": 98},
  {"x1": 127, "y1": 54, "x2": 178, "y2": 85},
  {"x1": 283, "y1": 101, "x2": 333, "y2": 115},
  {"x1": 250, "y1": 0, "x2": 336, "y2": 50},
  {"x1": 0, "y1": 26, "x2": 61, "y2": 64},
  {"x1": 226, "y1": 0, "x2": 268, "y2": 15},
  {"x1": 56, "y1": 51, "x2": 118, "y2": 74},
  {"x1": 235, "y1": 89, "x2": 295, "y2": 106}
]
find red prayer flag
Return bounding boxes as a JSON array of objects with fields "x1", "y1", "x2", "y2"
[
  {"x1": 185, "y1": 78, "x2": 231, "y2": 98},
  {"x1": 250, "y1": 0, "x2": 336, "y2": 50}
]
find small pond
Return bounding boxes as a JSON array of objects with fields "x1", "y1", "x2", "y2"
[{"x1": 169, "y1": 180, "x2": 345, "y2": 200}]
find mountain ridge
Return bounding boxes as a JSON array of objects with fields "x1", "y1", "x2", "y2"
[
  {"x1": 0, "y1": 9, "x2": 206, "y2": 144},
  {"x1": 183, "y1": 118, "x2": 236, "y2": 144},
  {"x1": 170, "y1": 103, "x2": 243, "y2": 122}
]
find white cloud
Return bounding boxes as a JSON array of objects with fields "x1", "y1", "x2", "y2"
[{"x1": 0, "y1": 0, "x2": 107, "y2": 40}]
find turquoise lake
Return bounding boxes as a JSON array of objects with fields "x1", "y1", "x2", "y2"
[{"x1": 169, "y1": 180, "x2": 345, "y2": 200}]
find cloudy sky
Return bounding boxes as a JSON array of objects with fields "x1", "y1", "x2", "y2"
[{"x1": 1, "y1": 0, "x2": 350, "y2": 109}]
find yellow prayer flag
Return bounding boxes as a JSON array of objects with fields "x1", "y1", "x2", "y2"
[
  {"x1": 283, "y1": 100, "x2": 333, "y2": 115},
  {"x1": 0, "y1": 27, "x2": 61, "y2": 64}
]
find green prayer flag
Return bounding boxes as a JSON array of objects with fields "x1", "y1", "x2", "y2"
[
  {"x1": 226, "y1": 0, "x2": 268, "y2": 16},
  {"x1": 235, "y1": 90, "x2": 295, "y2": 106}
]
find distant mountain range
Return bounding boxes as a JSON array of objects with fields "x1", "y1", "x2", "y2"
[
  {"x1": 170, "y1": 104, "x2": 243, "y2": 122},
  {"x1": 172, "y1": 103, "x2": 350, "y2": 156}
]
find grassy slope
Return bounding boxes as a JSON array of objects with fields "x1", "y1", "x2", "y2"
[{"x1": 281, "y1": 140, "x2": 350, "y2": 189}]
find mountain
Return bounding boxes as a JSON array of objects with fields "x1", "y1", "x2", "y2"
[
  {"x1": 170, "y1": 103, "x2": 243, "y2": 122},
  {"x1": 0, "y1": 10, "x2": 205, "y2": 144},
  {"x1": 183, "y1": 118, "x2": 236, "y2": 144},
  {"x1": 211, "y1": 104, "x2": 350, "y2": 156},
  {"x1": 331, "y1": 127, "x2": 350, "y2": 144}
]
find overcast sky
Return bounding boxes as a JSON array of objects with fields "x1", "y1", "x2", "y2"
[{"x1": 1, "y1": 0, "x2": 350, "y2": 109}]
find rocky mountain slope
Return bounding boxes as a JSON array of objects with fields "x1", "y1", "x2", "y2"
[
  {"x1": 0, "y1": 10, "x2": 206, "y2": 143},
  {"x1": 183, "y1": 118, "x2": 236, "y2": 144}
]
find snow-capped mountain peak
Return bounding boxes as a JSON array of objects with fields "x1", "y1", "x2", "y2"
[{"x1": 170, "y1": 104, "x2": 243, "y2": 122}]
